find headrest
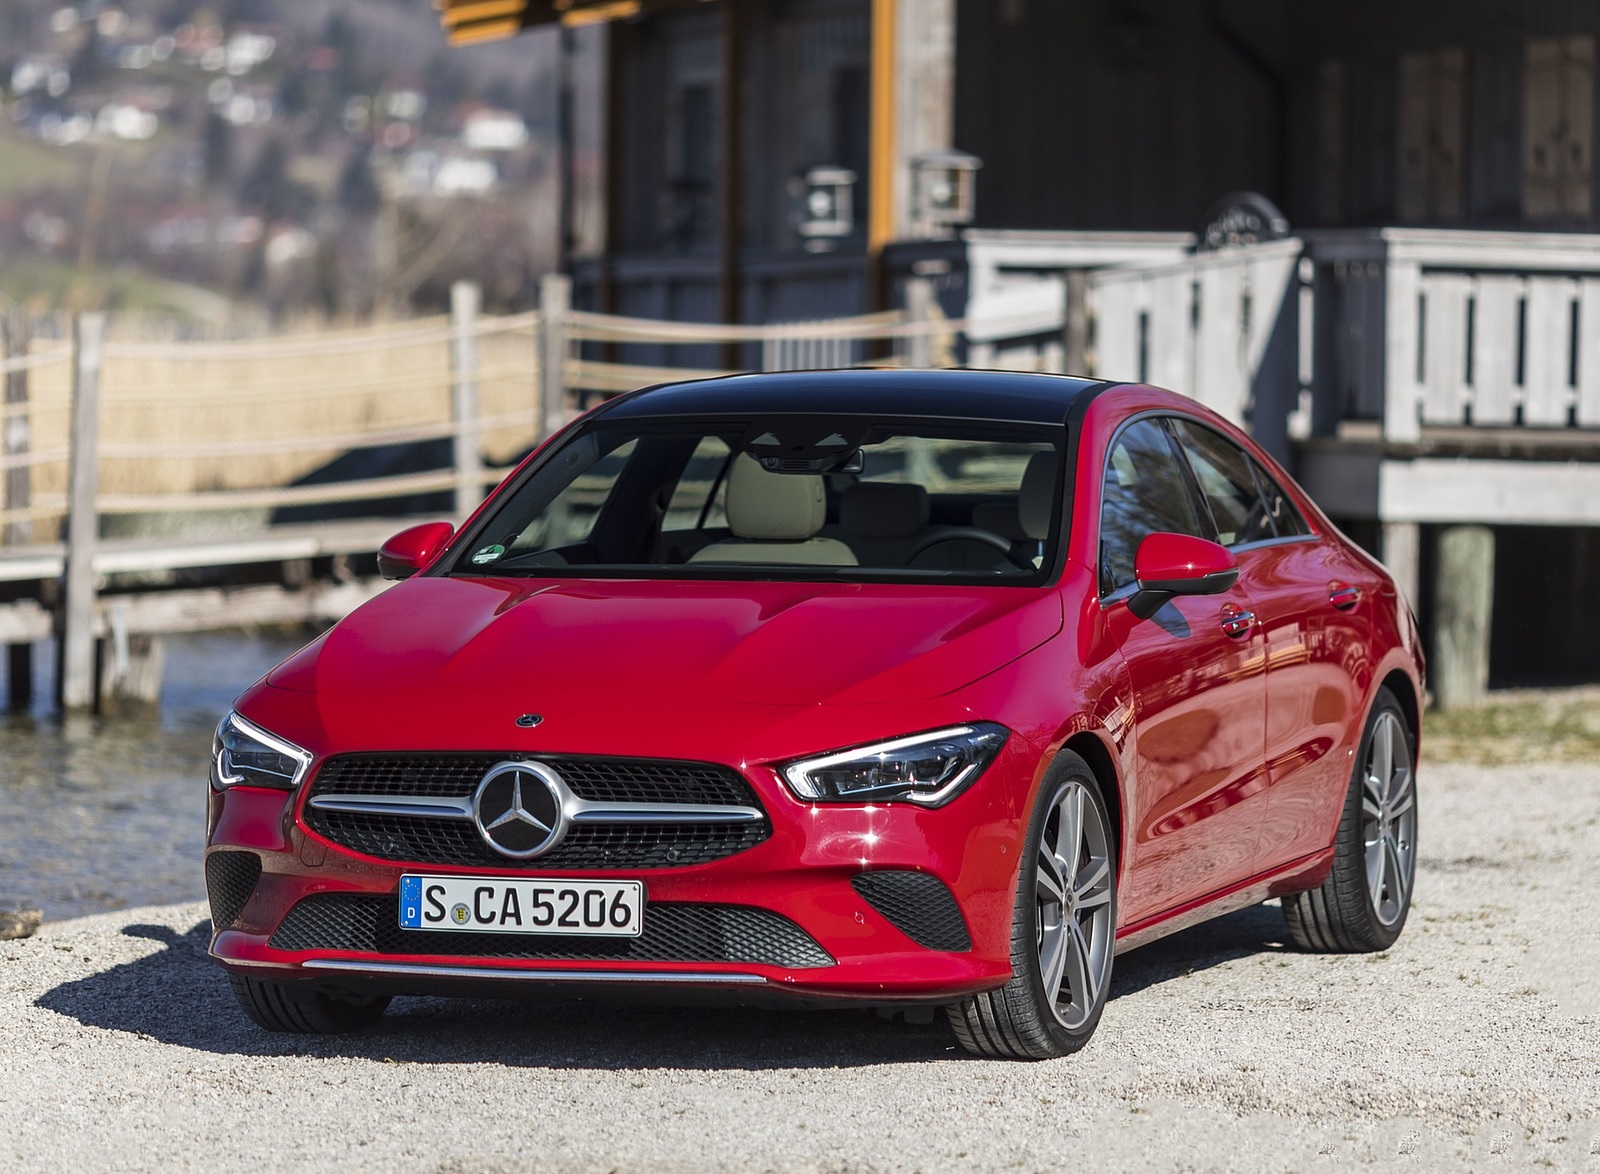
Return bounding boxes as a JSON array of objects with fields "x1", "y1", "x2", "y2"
[
  {"x1": 725, "y1": 453, "x2": 827, "y2": 540},
  {"x1": 840, "y1": 481, "x2": 930, "y2": 539},
  {"x1": 971, "y1": 501, "x2": 1029, "y2": 541},
  {"x1": 1018, "y1": 450, "x2": 1060, "y2": 540}
]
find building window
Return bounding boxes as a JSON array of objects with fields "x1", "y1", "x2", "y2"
[
  {"x1": 1523, "y1": 35, "x2": 1595, "y2": 222},
  {"x1": 1396, "y1": 47, "x2": 1465, "y2": 224}
]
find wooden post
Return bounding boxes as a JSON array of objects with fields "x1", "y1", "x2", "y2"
[
  {"x1": 1381, "y1": 521, "x2": 1421, "y2": 612},
  {"x1": 58, "y1": 312, "x2": 104, "y2": 714},
  {"x1": 1382, "y1": 256, "x2": 1422, "y2": 443},
  {"x1": 1063, "y1": 269, "x2": 1090, "y2": 375},
  {"x1": 539, "y1": 273, "x2": 571, "y2": 442},
  {"x1": 3, "y1": 310, "x2": 33, "y2": 711},
  {"x1": 449, "y1": 281, "x2": 483, "y2": 520},
  {"x1": 904, "y1": 276, "x2": 934, "y2": 369},
  {"x1": 1432, "y1": 524, "x2": 1495, "y2": 708}
]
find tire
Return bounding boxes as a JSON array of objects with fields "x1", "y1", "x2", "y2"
[
  {"x1": 229, "y1": 973, "x2": 391, "y2": 1034},
  {"x1": 947, "y1": 752, "x2": 1117, "y2": 1059},
  {"x1": 1283, "y1": 687, "x2": 1417, "y2": 952}
]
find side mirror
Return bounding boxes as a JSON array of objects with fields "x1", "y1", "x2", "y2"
[
  {"x1": 1129, "y1": 532, "x2": 1239, "y2": 619},
  {"x1": 377, "y1": 521, "x2": 455, "y2": 580}
]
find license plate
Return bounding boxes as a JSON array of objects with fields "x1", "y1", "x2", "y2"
[{"x1": 398, "y1": 875, "x2": 644, "y2": 937}]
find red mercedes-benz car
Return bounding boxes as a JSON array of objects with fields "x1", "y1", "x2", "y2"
[{"x1": 207, "y1": 370, "x2": 1422, "y2": 1058}]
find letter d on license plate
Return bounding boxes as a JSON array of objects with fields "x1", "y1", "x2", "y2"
[{"x1": 399, "y1": 876, "x2": 644, "y2": 937}]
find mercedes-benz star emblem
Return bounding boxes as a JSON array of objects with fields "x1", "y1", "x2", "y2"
[{"x1": 471, "y1": 761, "x2": 567, "y2": 859}]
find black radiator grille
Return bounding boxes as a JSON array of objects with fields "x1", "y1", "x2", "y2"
[
  {"x1": 303, "y1": 753, "x2": 770, "y2": 869},
  {"x1": 269, "y1": 893, "x2": 832, "y2": 969},
  {"x1": 311, "y1": 754, "x2": 759, "y2": 806},
  {"x1": 205, "y1": 851, "x2": 262, "y2": 930}
]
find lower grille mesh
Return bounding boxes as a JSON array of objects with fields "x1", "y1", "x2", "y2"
[
  {"x1": 851, "y1": 871, "x2": 972, "y2": 951},
  {"x1": 205, "y1": 851, "x2": 262, "y2": 929},
  {"x1": 269, "y1": 893, "x2": 833, "y2": 969}
]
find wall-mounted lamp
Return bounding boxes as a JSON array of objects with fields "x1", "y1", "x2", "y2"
[
  {"x1": 911, "y1": 148, "x2": 981, "y2": 235},
  {"x1": 790, "y1": 166, "x2": 857, "y2": 250}
]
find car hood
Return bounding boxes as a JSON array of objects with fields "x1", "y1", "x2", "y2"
[{"x1": 268, "y1": 575, "x2": 1062, "y2": 718}]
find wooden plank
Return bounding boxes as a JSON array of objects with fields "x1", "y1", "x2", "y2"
[
  {"x1": 1145, "y1": 271, "x2": 1190, "y2": 394},
  {"x1": 1396, "y1": 51, "x2": 1432, "y2": 223},
  {"x1": 1469, "y1": 274, "x2": 1522, "y2": 424},
  {"x1": 1420, "y1": 272, "x2": 1470, "y2": 424},
  {"x1": 1577, "y1": 277, "x2": 1600, "y2": 425},
  {"x1": 1193, "y1": 260, "x2": 1242, "y2": 421},
  {"x1": 540, "y1": 273, "x2": 572, "y2": 440},
  {"x1": 91, "y1": 579, "x2": 391, "y2": 636},
  {"x1": 1563, "y1": 35, "x2": 1595, "y2": 219},
  {"x1": 1434, "y1": 47, "x2": 1467, "y2": 221},
  {"x1": 0, "y1": 599, "x2": 51, "y2": 644},
  {"x1": 1522, "y1": 275, "x2": 1575, "y2": 425},
  {"x1": 1379, "y1": 456, "x2": 1600, "y2": 524},
  {"x1": 450, "y1": 281, "x2": 484, "y2": 520},
  {"x1": 1087, "y1": 277, "x2": 1140, "y2": 382},
  {"x1": 59, "y1": 313, "x2": 103, "y2": 714},
  {"x1": 1382, "y1": 260, "x2": 1422, "y2": 441},
  {"x1": 1524, "y1": 38, "x2": 1564, "y2": 221},
  {"x1": 1316, "y1": 60, "x2": 1346, "y2": 225},
  {"x1": 1, "y1": 312, "x2": 30, "y2": 546}
]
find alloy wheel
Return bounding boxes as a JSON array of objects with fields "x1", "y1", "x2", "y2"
[
  {"x1": 1034, "y1": 778, "x2": 1115, "y2": 1030},
  {"x1": 1361, "y1": 710, "x2": 1416, "y2": 927}
]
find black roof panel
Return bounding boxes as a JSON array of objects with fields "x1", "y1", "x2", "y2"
[{"x1": 598, "y1": 368, "x2": 1103, "y2": 426}]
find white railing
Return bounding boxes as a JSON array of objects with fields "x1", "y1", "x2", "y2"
[{"x1": 1306, "y1": 228, "x2": 1600, "y2": 440}]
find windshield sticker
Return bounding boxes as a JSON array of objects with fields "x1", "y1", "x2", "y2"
[{"x1": 470, "y1": 544, "x2": 506, "y2": 565}]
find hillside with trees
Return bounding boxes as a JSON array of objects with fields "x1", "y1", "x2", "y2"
[{"x1": 0, "y1": 0, "x2": 561, "y2": 326}]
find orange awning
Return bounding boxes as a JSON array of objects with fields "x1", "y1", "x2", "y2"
[{"x1": 435, "y1": 0, "x2": 652, "y2": 44}]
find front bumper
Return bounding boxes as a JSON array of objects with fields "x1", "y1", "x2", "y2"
[{"x1": 205, "y1": 753, "x2": 1029, "y2": 1005}]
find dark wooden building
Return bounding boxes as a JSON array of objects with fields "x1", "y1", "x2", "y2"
[{"x1": 439, "y1": 0, "x2": 1600, "y2": 695}]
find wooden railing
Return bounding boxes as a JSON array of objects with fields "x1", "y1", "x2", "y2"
[{"x1": 1305, "y1": 228, "x2": 1600, "y2": 441}]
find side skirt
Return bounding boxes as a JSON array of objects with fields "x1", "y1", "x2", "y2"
[{"x1": 1112, "y1": 848, "x2": 1334, "y2": 955}]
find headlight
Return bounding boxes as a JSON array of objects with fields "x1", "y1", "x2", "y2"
[
  {"x1": 780, "y1": 723, "x2": 1008, "y2": 806},
  {"x1": 211, "y1": 711, "x2": 312, "y2": 790}
]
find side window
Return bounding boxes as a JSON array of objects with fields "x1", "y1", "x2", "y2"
[
  {"x1": 1169, "y1": 420, "x2": 1275, "y2": 547},
  {"x1": 1099, "y1": 418, "x2": 1206, "y2": 594},
  {"x1": 1250, "y1": 459, "x2": 1311, "y2": 537}
]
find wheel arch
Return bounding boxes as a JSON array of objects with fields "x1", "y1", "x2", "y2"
[
  {"x1": 1061, "y1": 730, "x2": 1124, "y2": 880},
  {"x1": 1378, "y1": 666, "x2": 1422, "y2": 763}
]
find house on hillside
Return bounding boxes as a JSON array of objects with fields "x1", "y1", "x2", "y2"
[{"x1": 437, "y1": 0, "x2": 1600, "y2": 697}]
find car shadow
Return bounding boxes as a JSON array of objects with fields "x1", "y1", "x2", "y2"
[
  {"x1": 33, "y1": 918, "x2": 961, "y2": 1068},
  {"x1": 1109, "y1": 901, "x2": 1292, "y2": 1000},
  {"x1": 36, "y1": 904, "x2": 1294, "y2": 1066}
]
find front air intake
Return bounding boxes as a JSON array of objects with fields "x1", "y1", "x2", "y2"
[
  {"x1": 205, "y1": 850, "x2": 262, "y2": 929},
  {"x1": 851, "y1": 871, "x2": 972, "y2": 952}
]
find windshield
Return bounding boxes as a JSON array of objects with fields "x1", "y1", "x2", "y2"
[{"x1": 447, "y1": 416, "x2": 1065, "y2": 585}]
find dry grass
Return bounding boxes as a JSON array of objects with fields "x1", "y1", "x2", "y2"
[{"x1": 1424, "y1": 688, "x2": 1600, "y2": 765}]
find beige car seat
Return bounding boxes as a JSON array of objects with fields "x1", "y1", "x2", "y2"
[{"x1": 688, "y1": 454, "x2": 858, "y2": 566}]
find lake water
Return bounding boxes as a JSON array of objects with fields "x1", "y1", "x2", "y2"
[{"x1": 0, "y1": 630, "x2": 309, "y2": 922}]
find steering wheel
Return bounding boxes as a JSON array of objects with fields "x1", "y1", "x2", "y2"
[{"x1": 906, "y1": 527, "x2": 1034, "y2": 572}]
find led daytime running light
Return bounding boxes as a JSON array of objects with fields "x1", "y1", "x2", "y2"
[
  {"x1": 781, "y1": 723, "x2": 1008, "y2": 807},
  {"x1": 212, "y1": 711, "x2": 313, "y2": 790}
]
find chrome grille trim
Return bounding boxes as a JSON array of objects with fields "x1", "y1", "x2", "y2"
[
  {"x1": 306, "y1": 792, "x2": 765, "y2": 825},
  {"x1": 302, "y1": 959, "x2": 769, "y2": 984}
]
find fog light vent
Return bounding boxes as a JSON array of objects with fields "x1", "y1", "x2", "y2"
[
  {"x1": 851, "y1": 871, "x2": 971, "y2": 951},
  {"x1": 205, "y1": 851, "x2": 262, "y2": 929}
]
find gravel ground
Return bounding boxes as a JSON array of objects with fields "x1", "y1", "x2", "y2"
[{"x1": 3, "y1": 760, "x2": 1597, "y2": 1174}]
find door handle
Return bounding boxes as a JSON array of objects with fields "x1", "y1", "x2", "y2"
[
  {"x1": 1329, "y1": 583, "x2": 1363, "y2": 611},
  {"x1": 1219, "y1": 604, "x2": 1256, "y2": 638}
]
